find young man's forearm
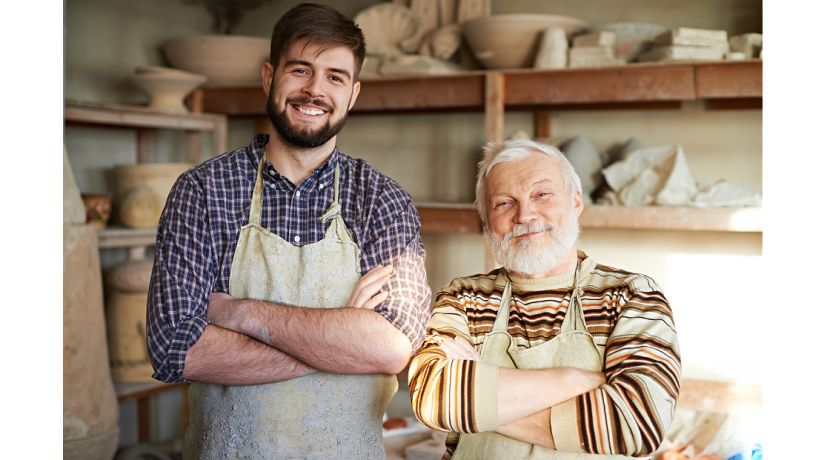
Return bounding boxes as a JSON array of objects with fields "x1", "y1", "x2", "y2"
[
  {"x1": 182, "y1": 324, "x2": 317, "y2": 385},
  {"x1": 213, "y1": 298, "x2": 412, "y2": 375}
]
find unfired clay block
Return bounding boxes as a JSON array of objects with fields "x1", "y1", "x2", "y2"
[
  {"x1": 568, "y1": 46, "x2": 623, "y2": 68},
  {"x1": 654, "y1": 27, "x2": 728, "y2": 47},
  {"x1": 692, "y1": 180, "x2": 761, "y2": 208},
  {"x1": 534, "y1": 27, "x2": 568, "y2": 69},
  {"x1": 723, "y1": 52, "x2": 746, "y2": 61},
  {"x1": 419, "y1": 24, "x2": 463, "y2": 60},
  {"x1": 354, "y1": 3, "x2": 421, "y2": 58},
  {"x1": 729, "y1": 33, "x2": 762, "y2": 58},
  {"x1": 573, "y1": 31, "x2": 616, "y2": 48},
  {"x1": 402, "y1": 0, "x2": 441, "y2": 53},
  {"x1": 603, "y1": 144, "x2": 697, "y2": 206},
  {"x1": 638, "y1": 45, "x2": 726, "y2": 62}
]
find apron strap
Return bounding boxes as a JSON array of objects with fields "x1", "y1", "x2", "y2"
[
  {"x1": 491, "y1": 269, "x2": 513, "y2": 335},
  {"x1": 318, "y1": 165, "x2": 342, "y2": 223},
  {"x1": 561, "y1": 259, "x2": 590, "y2": 334},
  {"x1": 248, "y1": 147, "x2": 268, "y2": 227}
]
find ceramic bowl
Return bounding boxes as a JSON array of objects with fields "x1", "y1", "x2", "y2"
[
  {"x1": 129, "y1": 72, "x2": 207, "y2": 114},
  {"x1": 163, "y1": 35, "x2": 270, "y2": 87},
  {"x1": 462, "y1": 14, "x2": 588, "y2": 69},
  {"x1": 588, "y1": 23, "x2": 668, "y2": 62}
]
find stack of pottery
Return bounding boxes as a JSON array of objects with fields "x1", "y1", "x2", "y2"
[
  {"x1": 129, "y1": 66, "x2": 207, "y2": 114},
  {"x1": 114, "y1": 163, "x2": 194, "y2": 228},
  {"x1": 106, "y1": 246, "x2": 156, "y2": 382},
  {"x1": 63, "y1": 146, "x2": 120, "y2": 460}
]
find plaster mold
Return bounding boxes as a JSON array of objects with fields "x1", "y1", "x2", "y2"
[{"x1": 354, "y1": 3, "x2": 421, "y2": 58}]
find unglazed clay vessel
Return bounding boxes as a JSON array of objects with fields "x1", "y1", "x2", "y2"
[
  {"x1": 163, "y1": 35, "x2": 270, "y2": 86},
  {"x1": 129, "y1": 71, "x2": 207, "y2": 114},
  {"x1": 354, "y1": 3, "x2": 420, "y2": 58},
  {"x1": 462, "y1": 14, "x2": 588, "y2": 69},
  {"x1": 114, "y1": 163, "x2": 193, "y2": 228}
]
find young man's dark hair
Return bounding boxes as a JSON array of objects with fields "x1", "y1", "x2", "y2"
[{"x1": 270, "y1": 3, "x2": 366, "y2": 78}]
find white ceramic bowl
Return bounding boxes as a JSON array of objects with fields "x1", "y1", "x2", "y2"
[
  {"x1": 462, "y1": 14, "x2": 588, "y2": 69},
  {"x1": 129, "y1": 72, "x2": 207, "y2": 114},
  {"x1": 163, "y1": 35, "x2": 270, "y2": 87}
]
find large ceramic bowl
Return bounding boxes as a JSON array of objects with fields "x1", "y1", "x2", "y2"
[
  {"x1": 588, "y1": 23, "x2": 668, "y2": 62},
  {"x1": 462, "y1": 14, "x2": 588, "y2": 69},
  {"x1": 163, "y1": 35, "x2": 270, "y2": 87}
]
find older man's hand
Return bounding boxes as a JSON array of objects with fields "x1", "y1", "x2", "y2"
[{"x1": 438, "y1": 335, "x2": 482, "y2": 362}]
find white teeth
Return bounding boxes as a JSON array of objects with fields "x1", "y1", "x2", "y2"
[{"x1": 296, "y1": 106, "x2": 324, "y2": 116}]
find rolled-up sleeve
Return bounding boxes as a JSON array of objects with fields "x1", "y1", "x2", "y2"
[
  {"x1": 359, "y1": 182, "x2": 431, "y2": 352},
  {"x1": 146, "y1": 172, "x2": 217, "y2": 383}
]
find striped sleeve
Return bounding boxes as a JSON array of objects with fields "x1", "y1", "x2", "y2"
[
  {"x1": 408, "y1": 284, "x2": 501, "y2": 434},
  {"x1": 550, "y1": 274, "x2": 681, "y2": 457}
]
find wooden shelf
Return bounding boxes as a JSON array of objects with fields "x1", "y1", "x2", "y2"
[
  {"x1": 98, "y1": 226, "x2": 156, "y2": 248},
  {"x1": 199, "y1": 60, "x2": 762, "y2": 116},
  {"x1": 64, "y1": 99, "x2": 229, "y2": 161},
  {"x1": 415, "y1": 203, "x2": 762, "y2": 233}
]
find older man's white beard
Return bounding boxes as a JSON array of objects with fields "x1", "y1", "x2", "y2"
[{"x1": 486, "y1": 207, "x2": 581, "y2": 277}]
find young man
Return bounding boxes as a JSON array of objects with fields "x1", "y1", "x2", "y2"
[
  {"x1": 146, "y1": 4, "x2": 431, "y2": 458},
  {"x1": 409, "y1": 139, "x2": 681, "y2": 459}
]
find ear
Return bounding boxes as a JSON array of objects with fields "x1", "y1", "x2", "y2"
[
  {"x1": 262, "y1": 62, "x2": 274, "y2": 96},
  {"x1": 347, "y1": 81, "x2": 361, "y2": 111},
  {"x1": 573, "y1": 189, "x2": 584, "y2": 218}
]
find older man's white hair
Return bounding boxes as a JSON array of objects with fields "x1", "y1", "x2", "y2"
[{"x1": 474, "y1": 139, "x2": 582, "y2": 223}]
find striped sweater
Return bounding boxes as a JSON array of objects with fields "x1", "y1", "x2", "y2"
[{"x1": 408, "y1": 251, "x2": 681, "y2": 458}]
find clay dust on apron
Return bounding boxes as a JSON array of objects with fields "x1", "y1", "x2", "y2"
[
  {"x1": 184, "y1": 151, "x2": 397, "y2": 459},
  {"x1": 453, "y1": 262, "x2": 628, "y2": 459}
]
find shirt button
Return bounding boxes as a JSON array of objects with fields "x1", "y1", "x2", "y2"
[
  {"x1": 319, "y1": 184, "x2": 324, "y2": 190},
  {"x1": 268, "y1": 182, "x2": 275, "y2": 189},
  {"x1": 270, "y1": 168, "x2": 276, "y2": 176},
  {"x1": 295, "y1": 190, "x2": 301, "y2": 197},
  {"x1": 294, "y1": 235, "x2": 300, "y2": 243}
]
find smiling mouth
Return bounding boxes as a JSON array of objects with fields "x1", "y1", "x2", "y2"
[{"x1": 293, "y1": 105, "x2": 326, "y2": 116}]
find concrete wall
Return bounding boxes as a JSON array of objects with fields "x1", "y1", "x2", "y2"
[{"x1": 64, "y1": 0, "x2": 763, "y2": 447}]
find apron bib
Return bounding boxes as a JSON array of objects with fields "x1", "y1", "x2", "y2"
[
  {"x1": 184, "y1": 152, "x2": 397, "y2": 459},
  {"x1": 453, "y1": 263, "x2": 627, "y2": 459}
]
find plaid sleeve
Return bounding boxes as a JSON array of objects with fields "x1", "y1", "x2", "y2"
[
  {"x1": 146, "y1": 172, "x2": 216, "y2": 383},
  {"x1": 359, "y1": 182, "x2": 432, "y2": 352}
]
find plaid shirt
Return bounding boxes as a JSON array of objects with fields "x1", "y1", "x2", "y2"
[{"x1": 147, "y1": 134, "x2": 432, "y2": 383}]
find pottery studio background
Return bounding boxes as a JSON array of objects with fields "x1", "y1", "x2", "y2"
[{"x1": 61, "y1": 0, "x2": 767, "y2": 453}]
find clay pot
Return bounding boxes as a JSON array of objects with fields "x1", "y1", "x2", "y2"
[
  {"x1": 81, "y1": 193, "x2": 112, "y2": 230},
  {"x1": 106, "y1": 289, "x2": 156, "y2": 382},
  {"x1": 113, "y1": 163, "x2": 193, "y2": 228},
  {"x1": 129, "y1": 70, "x2": 207, "y2": 114},
  {"x1": 462, "y1": 14, "x2": 588, "y2": 69},
  {"x1": 64, "y1": 224, "x2": 119, "y2": 459},
  {"x1": 163, "y1": 35, "x2": 270, "y2": 87}
]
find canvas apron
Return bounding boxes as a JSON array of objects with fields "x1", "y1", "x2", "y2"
[
  {"x1": 453, "y1": 263, "x2": 627, "y2": 460},
  {"x1": 183, "y1": 153, "x2": 397, "y2": 459}
]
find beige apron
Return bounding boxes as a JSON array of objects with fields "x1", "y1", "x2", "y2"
[
  {"x1": 453, "y1": 263, "x2": 627, "y2": 459},
  {"x1": 183, "y1": 153, "x2": 398, "y2": 459}
]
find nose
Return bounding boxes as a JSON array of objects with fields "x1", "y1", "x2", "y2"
[
  {"x1": 514, "y1": 200, "x2": 537, "y2": 225},
  {"x1": 302, "y1": 73, "x2": 326, "y2": 99}
]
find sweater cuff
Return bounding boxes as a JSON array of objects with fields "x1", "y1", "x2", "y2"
[
  {"x1": 550, "y1": 397, "x2": 582, "y2": 452},
  {"x1": 472, "y1": 362, "x2": 501, "y2": 432}
]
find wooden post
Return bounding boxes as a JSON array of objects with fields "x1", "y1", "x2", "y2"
[
  {"x1": 185, "y1": 131, "x2": 202, "y2": 164},
  {"x1": 186, "y1": 89, "x2": 204, "y2": 113},
  {"x1": 137, "y1": 396, "x2": 151, "y2": 443},
  {"x1": 534, "y1": 110, "x2": 551, "y2": 139},
  {"x1": 136, "y1": 129, "x2": 151, "y2": 163},
  {"x1": 483, "y1": 71, "x2": 504, "y2": 273},
  {"x1": 485, "y1": 71, "x2": 504, "y2": 144},
  {"x1": 213, "y1": 119, "x2": 228, "y2": 157}
]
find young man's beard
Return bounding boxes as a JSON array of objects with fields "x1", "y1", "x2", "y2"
[{"x1": 266, "y1": 93, "x2": 349, "y2": 149}]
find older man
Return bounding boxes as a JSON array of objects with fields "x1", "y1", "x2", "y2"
[{"x1": 409, "y1": 139, "x2": 681, "y2": 459}]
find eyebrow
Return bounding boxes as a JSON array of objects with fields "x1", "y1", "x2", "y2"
[{"x1": 284, "y1": 59, "x2": 352, "y2": 80}]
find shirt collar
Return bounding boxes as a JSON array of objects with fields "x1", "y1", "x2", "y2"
[{"x1": 246, "y1": 134, "x2": 342, "y2": 189}]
